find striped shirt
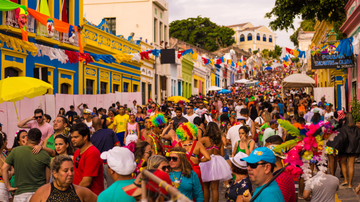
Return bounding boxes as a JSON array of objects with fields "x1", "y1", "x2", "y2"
[{"x1": 274, "y1": 169, "x2": 296, "y2": 202}]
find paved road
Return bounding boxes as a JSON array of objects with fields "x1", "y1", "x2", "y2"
[{"x1": 212, "y1": 162, "x2": 360, "y2": 201}]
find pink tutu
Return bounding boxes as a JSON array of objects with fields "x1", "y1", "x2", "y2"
[{"x1": 199, "y1": 154, "x2": 232, "y2": 182}]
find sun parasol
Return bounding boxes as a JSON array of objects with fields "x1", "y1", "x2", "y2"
[
  {"x1": 0, "y1": 77, "x2": 53, "y2": 121},
  {"x1": 167, "y1": 96, "x2": 190, "y2": 103},
  {"x1": 235, "y1": 79, "x2": 250, "y2": 84},
  {"x1": 207, "y1": 86, "x2": 223, "y2": 91}
]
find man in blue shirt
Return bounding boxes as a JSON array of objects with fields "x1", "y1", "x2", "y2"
[
  {"x1": 276, "y1": 100, "x2": 284, "y2": 116},
  {"x1": 241, "y1": 147, "x2": 285, "y2": 202}
]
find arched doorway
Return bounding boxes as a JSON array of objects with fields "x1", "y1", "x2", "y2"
[
  {"x1": 60, "y1": 83, "x2": 69, "y2": 94},
  {"x1": 4, "y1": 67, "x2": 19, "y2": 78}
]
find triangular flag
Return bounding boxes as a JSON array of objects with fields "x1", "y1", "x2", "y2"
[
  {"x1": 62, "y1": 0, "x2": 68, "y2": 22},
  {"x1": 192, "y1": 52, "x2": 198, "y2": 61}
]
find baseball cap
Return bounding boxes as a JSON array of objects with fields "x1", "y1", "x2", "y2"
[
  {"x1": 222, "y1": 107, "x2": 229, "y2": 112},
  {"x1": 269, "y1": 120, "x2": 278, "y2": 125},
  {"x1": 237, "y1": 116, "x2": 247, "y2": 120},
  {"x1": 313, "y1": 108, "x2": 320, "y2": 113},
  {"x1": 84, "y1": 109, "x2": 92, "y2": 114},
  {"x1": 312, "y1": 102, "x2": 317, "y2": 106},
  {"x1": 241, "y1": 147, "x2": 276, "y2": 164},
  {"x1": 100, "y1": 147, "x2": 136, "y2": 175},
  {"x1": 230, "y1": 152, "x2": 248, "y2": 169},
  {"x1": 211, "y1": 110, "x2": 218, "y2": 114},
  {"x1": 123, "y1": 169, "x2": 173, "y2": 197},
  {"x1": 178, "y1": 100, "x2": 184, "y2": 105}
]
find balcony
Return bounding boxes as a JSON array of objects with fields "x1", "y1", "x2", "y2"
[
  {"x1": 1, "y1": 10, "x2": 78, "y2": 49},
  {"x1": 0, "y1": 10, "x2": 36, "y2": 37}
]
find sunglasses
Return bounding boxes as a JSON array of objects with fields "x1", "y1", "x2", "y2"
[
  {"x1": 34, "y1": 116, "x2": 43, "y2": 119},
  {"x1": 158, "y1": 125, "x2": 165, "y2": 129},
  {"x1": 75, "y1": 155, "x2": 81, "y2": 168},
  {"x1": 231, "y1": 113, "x2": 236, "y2": 115},
  {"x1": 161, "y1": 165, "x2": 171, "y2": 172},
  {"x1": 167, "y1": 156, "x2": 178, "y2": 162},
  {"x1": 248, "y1": 162, "x2": 268, "y2": 169}
]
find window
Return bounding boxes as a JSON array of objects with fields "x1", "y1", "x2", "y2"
[
  {"x1": 194, "y1": 79, "x2": 198, "y2": 88},
  {"x1": 142, "y1": 82, "x2": 146, "y2": 104},
  {"x1": 164, "y1": 25, "x2": 167, "y2": 41},
  {"x1": 248, "y1": 48, "x2": 252, "y2": 53},
  {"x1": 60, "y1": 83, "x2": 69, "y2": 94},
  {"x1": 269, "y1": 35, "x2": 272, "y2": 43},
  {"x1": 86, "y1": 79, "x2": 94, "y2": 94},
  {"x1": 247, "y1": 33, "x2": 252, "y2": 41},
  {"x1": 133, "y1": 84, "x2": 138, "y2": 92},
  {"x1": 160, "y1": 12, "x2": 162, "y2": 19},
  {"x1": 263, "y1": 34, "x2": 266, "y2": 42},
  {"x1": 4, "y1": 67, "x2": 18, "y2": 78},
  {"x1": 257, "y1": 33, "x2": 260, "y2": 41},
  {"x1": 113, "y1": 84, "x2": 119, "y2": 93},
  {"x1": 148, "y1": 84, "x2": 152, "y2": 99},
  {"x1": 258, "y1": 48, "x2": 260, "y2": 52},
  {"x1": 105, "y1": 17, "x2": 116, "y2": 35},
  {"x1": 154, "y1": 18, "x2": 157, "y2": 43},
  {"x1": 155, "y1": 8, "x2": 157, "y2": 15},
  {"x1": 100, "y1": 82, "x2": 107, "y2": 94},
  {"x1": 124, "y1": 82, "x2": 129, "y2": 92},
  {"x1": 240, "y1": 34, "x2": 245, "y2": 42},
  {"x1": 160, "y1": 22, "x2": 163, "y2": 41}
]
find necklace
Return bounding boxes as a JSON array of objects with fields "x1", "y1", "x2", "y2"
[{"x1": 171, "y1": 171, "x2": 183, "y2": 188}]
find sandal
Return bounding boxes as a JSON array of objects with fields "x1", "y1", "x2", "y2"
[{"x1": 340, "y1": 182, "x2": 348, "y2": 186}]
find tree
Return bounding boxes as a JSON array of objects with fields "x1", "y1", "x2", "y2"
[
  {"x1": 253, "y1": 50, "x2": 259, "y2": 55},
  {"x1": 169, "y1": 16, "x2": 235, "y2": 52},
  {"x1": 265, "y1": 0, "x2": 347, "y2": 32},
  {"x1": 290, "y1": 19, "x2": 316, "y2": 47}
]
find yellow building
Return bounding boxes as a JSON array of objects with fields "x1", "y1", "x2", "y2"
[
  {"x1": 310, "y1": 20, "x2": 347, "y2": 110},
  {"x1": 227, "y1": 23, "x2": 276, "y2": 53}
]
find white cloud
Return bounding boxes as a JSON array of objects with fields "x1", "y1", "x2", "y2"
[{"x1": 168, "y1": 0, "x2": 301, "y2": 49}]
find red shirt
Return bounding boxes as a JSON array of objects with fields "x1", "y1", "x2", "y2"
[
  {"x1": 73, "y1": 145, "x2": 104, "y2": 195},
  {"x1": 274, "y1": 169, "x2": 296, "y2": 202}
]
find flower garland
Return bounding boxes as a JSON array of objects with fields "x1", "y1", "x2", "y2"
[{"x1": 275, "y1": 120, "x2": 338, "y2": 188}]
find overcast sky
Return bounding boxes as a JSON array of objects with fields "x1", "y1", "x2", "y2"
[{"x1": 168, "y1": 0, "x2": 301, "y2": 49}]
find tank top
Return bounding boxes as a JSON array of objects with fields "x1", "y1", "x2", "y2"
[
  {"x1": 135, "y1": 115, "x2": 144, "y2": 126},
  {"x1": 127, "y1": 122, "x2": 137, "y2": 135},
  {"x1": 236, "y1": 139, "x2": 253, "y2": 154},
  {"x1": 46, "y1": 182, "x2": 81, "y2": 202}
]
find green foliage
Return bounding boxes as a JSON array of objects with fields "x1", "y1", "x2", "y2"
[
  {"x1": 290, "y1": 19, "x2": 316, "y2": 47},
  {"x1": 262, "y1": 49, "x2": 270, "y2": 59},
  {"x1": 169, "y1": 16, "x2": 236, "y2": 52},
  {"x1": 265, "y1": 0, "x2": 347, "y2": 31},
  {"x1": 253, "y1": 50, "x2": 259, "y2": 55},
  {"x1": 291, "y1": 57, "x2": 300, "y2": 63},
  {"x1": 351, "y1": 98, "x2": 360, "y2": 122}
]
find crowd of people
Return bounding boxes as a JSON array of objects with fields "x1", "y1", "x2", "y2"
[{"x1": 0, "y1": 70, "x2": 359, "y2": 202}]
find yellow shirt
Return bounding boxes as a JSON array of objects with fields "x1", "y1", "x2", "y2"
[
  {"x1": 114, "y1": 114, "x2": 129, "y2": 133},
  {"x1": 107, "y1": 117, "x2": 114, "y2": 130}
]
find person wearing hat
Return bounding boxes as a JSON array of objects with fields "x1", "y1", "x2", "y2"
[
  {"x1": 226, "y1": 152, "x2": 252, "y2": 202},
  {"x1": 98, "y1": 147, "x2": 137, "y2": 202},
  {"x1": 241, "y1": 147, "x2": 285, "y2": 202},
  {"x1": 318, "y1": 97, "x2": 327, "y2": 110},
  {"x1": 262, "y1": 120, "x2": 278, "y2": 146},
  {"x1": 222, "y1": 106, "x2": 229, "y2": 116},
  {"x1": 265, "y1": 136, "x2": 296, "y2": 202},
  {"x1": 83, "y1": 109, "x2": 95, "y2": 134}
]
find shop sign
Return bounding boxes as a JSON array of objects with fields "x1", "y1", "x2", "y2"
[{"x1": 311, "y1": 54, "x2": 355, "y2": 69}]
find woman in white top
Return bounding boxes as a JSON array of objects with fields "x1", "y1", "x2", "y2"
[{"x1": 324, "y1": 103, "x2": 334, "y2": 122}]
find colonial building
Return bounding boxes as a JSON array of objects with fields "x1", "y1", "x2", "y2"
[
  {"x1": 227, "y1": 22, "x2": 277, "y2": 53},
  {"x1": 297, "y1": 30, "x2": 315, "y2": 73},
  {"x1": 340, "y1": 0, "x2": 360, "y2": 102},
  {"x1": 0, "y1": 0, "x2": 142, "y2": 95}
]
